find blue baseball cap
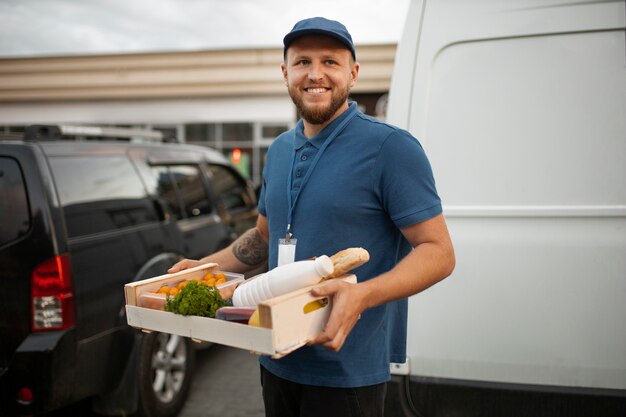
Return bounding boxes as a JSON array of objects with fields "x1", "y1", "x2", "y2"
[{"x1": 283, "y1": 17, "x2": 356, "y2": 60}]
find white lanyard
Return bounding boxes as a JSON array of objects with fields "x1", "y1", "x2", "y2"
[{"x1": 284, "y1": 109, "x2": 357, "y2": 241}]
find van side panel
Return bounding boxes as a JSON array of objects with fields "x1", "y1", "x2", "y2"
[
  {"x1": 389, "y1": 0, "x2": 626, "y2": 393},
  {"x1": 386, "y1": 0, "x2": 425, "y2": 129}
]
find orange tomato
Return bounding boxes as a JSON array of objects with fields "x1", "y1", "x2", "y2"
[{"x1": 157, "y1": 286, "x2": 170, "y2": 294}]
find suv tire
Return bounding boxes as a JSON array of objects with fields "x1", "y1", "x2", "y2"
[{"x1": 136, "y1": 332, "x2": 195, "y2": 417}]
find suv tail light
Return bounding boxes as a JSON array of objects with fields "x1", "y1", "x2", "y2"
[{"x1": 31, "y1": 254, "x2": 76, "y2": 331}]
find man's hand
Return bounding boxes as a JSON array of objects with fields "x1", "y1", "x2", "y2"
[
  {"x1": 308, "y1": 280, "x2": 370, "y2": 352},
  {"x1": 168, "y1": 258, "x2": 204, "y2": 274}
]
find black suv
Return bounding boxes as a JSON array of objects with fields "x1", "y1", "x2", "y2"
[{"x1": 0, "y1": 126, "x2": 258, "y2": 416}]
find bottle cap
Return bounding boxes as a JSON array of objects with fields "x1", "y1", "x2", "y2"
[{"x1": 314, "y1": 255, "x2": 334, "y2": 278}]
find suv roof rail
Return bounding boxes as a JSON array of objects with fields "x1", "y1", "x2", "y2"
[
  {"x1": 24, "y1": 125, "x2": 62, "y2": 141},
  {"x1": 23, "y1": 124, "x2": 165, "y2": 142},
  {"x1": 60, "y1": 125, "x2": 165, "y2": 142}
]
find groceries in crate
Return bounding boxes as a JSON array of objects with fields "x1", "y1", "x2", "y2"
[
  {"x1": 232, "y1": 256, "x2": 334, "y2": 307},
  {"x1": 232, "y1": 247, "x2": 369, "y2": 307},
  {"x1": 248, "y1": 309, "x2": 261, "y2": 326},
  {"x1": 326, "y1": 247, "x2": 370, "y2": 279},
  {"x1": 164, "y1": 280, "x2": 228, "y2": 318},
  {"x1": 215, "y1": 306, "x2": 258, "y2": 324},
  {"x1": 153, "y1": 272, "x2": 229, "y2": 296},
  {"x1": 124, "y1": 253, "x2": 365, "y2": 357},
  {"x1": 135, "y1": 247, "x2": 370, "y2": 323},
  {"x1": 137, "y1": 270, "x2": 243, "y2": 311}
]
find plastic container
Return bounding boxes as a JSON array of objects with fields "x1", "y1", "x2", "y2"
[
  {"x1": 215, "y1": 306, "x2": 257, "y2": 323},
  {"x1": 232, "y1": 256, "x2": 334, "y2": 307},
  {"x1": 138, "y1": 271, "x2": 244, "y2": 310}
]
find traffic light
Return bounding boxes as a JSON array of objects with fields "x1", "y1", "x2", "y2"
[{"x1": 231, "y1": 148, "x2": 242, "y2": 164}]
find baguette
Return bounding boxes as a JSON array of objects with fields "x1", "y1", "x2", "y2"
[{"x1": 325, "y1": 247, "x2": 370, "y2": 279}]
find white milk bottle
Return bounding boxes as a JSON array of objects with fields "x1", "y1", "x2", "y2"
[{"x1": 232, "y1": 255, "x2": 334, "y2": 307}]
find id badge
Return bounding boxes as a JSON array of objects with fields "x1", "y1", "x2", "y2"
[{"x1": 278, "y1": 238, "x2": 297, "y2": 266}]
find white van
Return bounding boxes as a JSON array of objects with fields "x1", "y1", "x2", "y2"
[{"x1": 385, "y1": 0, "x2": 626, "y2": 415}]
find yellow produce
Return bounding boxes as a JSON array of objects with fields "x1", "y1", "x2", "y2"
[
  {"x1": 153, "y1": 275, "x2": 227, "y2": 295},
  {"x1": 248, "y1": 309, "x2": 260, "y2": 327}
]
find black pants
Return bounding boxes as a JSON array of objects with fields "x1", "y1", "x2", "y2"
[{"x1": 260, "y1": 365, "x2": 387, "y2": 417}]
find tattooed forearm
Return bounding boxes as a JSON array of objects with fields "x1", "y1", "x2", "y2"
[{"x1": 232, "y1": 228, "x2": 269, "y2": 266}]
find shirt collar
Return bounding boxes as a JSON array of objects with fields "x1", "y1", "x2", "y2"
[{"x1": 294, "y1": 102, "x2": 358, "y2": 150}]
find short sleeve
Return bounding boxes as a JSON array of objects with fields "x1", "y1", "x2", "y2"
[{"x1": 373, "y1": 130, "x2": 442, "y2": 228}]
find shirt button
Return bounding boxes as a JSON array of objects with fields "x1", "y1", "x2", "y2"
[
  {"x1": 295, "y1": 170, "x2": 302, "y2": 177},
  {"x1": 301, "y1": 155, "x2": 308, "y2": 161}
]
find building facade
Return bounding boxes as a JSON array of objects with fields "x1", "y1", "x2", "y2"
[{"x1": 0, "y1": 44, "x2": 395, "y2": 186}]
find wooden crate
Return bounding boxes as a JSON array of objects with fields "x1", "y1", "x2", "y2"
[{"x1": 124, "y1": 263, "x2": 356, "y2": 358}]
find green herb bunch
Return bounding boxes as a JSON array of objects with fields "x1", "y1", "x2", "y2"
[{"x1": 164, "y1": 280, "x2": 228, "y2": 318}]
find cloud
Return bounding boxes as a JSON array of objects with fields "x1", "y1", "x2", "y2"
[{"x1": 0, "y1": 0, "x2": 410, "y2": 57}]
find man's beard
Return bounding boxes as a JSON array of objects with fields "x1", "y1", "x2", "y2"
[{"x1": 289, "y1": 85, "x2": 350, "y2": 125}]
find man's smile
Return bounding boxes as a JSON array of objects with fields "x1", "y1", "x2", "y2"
[{"x1": 305, "y1": 87, "x2": 329, "y2": 93}]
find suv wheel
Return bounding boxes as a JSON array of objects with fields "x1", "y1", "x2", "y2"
[{"x1": 136, "y1": 332, "x2": 195, "y2": 417}]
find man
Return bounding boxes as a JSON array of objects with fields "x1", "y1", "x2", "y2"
[{"x1": 169, "y1": 17, "x2": 455, "y2": 417}]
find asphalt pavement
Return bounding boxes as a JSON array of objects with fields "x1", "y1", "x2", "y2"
[{"x1": 180, "y1": 344, "x2": 265, "y2": 417}]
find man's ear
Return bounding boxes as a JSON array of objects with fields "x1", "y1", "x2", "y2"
[
  {"x1": 281, "y1": 63, "x2": 288, "y2": 86},
  {"x1": 349, "y1": 62, "x2": 360, "y2": 88}
]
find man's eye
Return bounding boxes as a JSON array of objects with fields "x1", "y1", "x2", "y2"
[{"x1": 297, "y1": 60, "x2": 310, "y2": 65}]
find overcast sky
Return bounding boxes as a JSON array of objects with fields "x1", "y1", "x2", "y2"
[{"x1": 0, "y1": 0, "x2": 411, "y2": 58}]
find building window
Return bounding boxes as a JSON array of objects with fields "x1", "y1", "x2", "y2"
[
  {"x1": 223, "y1": 123, "x2": 253, "y2": 142},
  {"x1": 185, "y1": 123, "x2": 216, "y2": 143},
  {"x1": 262, "y1": 125, "x2": 289, "y2": 139}
]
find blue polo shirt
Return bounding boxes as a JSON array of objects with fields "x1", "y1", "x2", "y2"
[{"x1": 257, "y1": 102, "x2": 442, "y2": 387}]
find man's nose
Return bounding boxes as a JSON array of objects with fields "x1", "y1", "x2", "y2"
[{"x1": 308, "y1": 62, "x2": 324, "y2": 81}]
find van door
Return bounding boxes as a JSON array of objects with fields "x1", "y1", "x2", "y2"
[{"x1": 387, "y1": 0, "x2": 626, "y2": 413}]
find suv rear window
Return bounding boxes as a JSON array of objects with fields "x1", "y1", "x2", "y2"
[
  {"x1": 48, "y1": 155, "x2": 157, "y2": 237},
  {"x1": 0, "y1": 157, "x2": 30, "y2": 246}
]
